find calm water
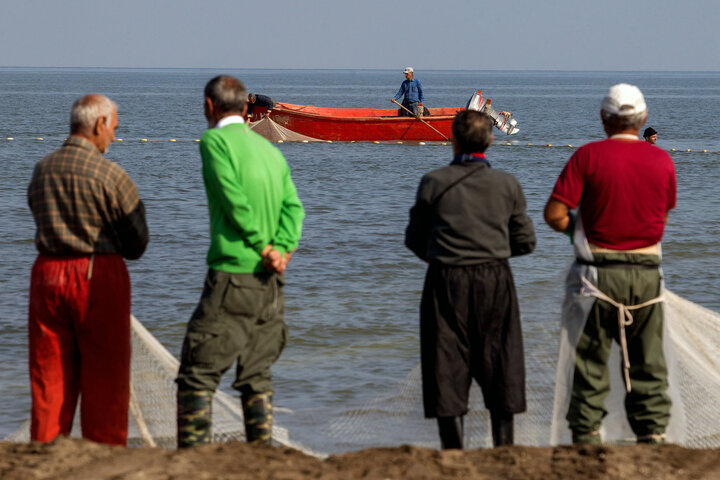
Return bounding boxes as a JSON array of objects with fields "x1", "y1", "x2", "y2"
[{"x1": 1, "y1": 68, "x2": 718, "y2": 450}]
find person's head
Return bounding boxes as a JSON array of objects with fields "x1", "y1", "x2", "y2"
[
  {"x1": 403, "y1": 66, "x2": 413, "y2": 80},
  {"x1": 600, "y1": 83, "x2": 648, "y2": 136},
  {"x1": 452, "y1": 110, "x2": 494, "y2": 154},
  {"x1": 203, "y1": 75, "x2": 248, "y2": 127},
  {"x1": 248, "y1": 93, "x2": 257, "y2": 104},
  {"x1": 643, "y1": 127, "x2": 658, "y2": 144},
  {"x1": 69, "y1": 94, "x2": 118, "y2": 153}
]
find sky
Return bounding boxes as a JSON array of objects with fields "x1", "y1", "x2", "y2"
[{"x1": 1, "y1": 0, "x2": 719, "y2": 71}]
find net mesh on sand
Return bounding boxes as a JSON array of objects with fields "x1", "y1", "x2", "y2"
[
  {"x1": 5, "y1": 291, "x2": 720, "y2": 454},
  {"x1": 4, "y1": 316, "x2": 320, "y2": 456}
]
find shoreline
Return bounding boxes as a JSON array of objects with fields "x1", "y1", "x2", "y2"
[{"x1": 2, "y1": 437, "x2": 720, "y2": 479}]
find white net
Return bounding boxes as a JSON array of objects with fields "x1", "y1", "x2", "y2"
[
  {"x1": 662, "y1": 290, "x2": 720, "y2": 447},
  {"x1": 325, "y1": 318, "x2": 560, "y2": 450},
  {"x1": 328, "y1": 289, "x2": 720, "y2": 450},
  {"x1": 249, "y1": 117, "x2": 323, "y2": 143},
  {"x1": 4, "y1": 316, "x2": 321, "y2": 457},
  {"x1": 5, "y1": 291, "x2": 720, "y2": 453}
]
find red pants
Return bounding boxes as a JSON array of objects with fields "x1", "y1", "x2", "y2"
[{"x1": 29, "y1": 254, "x2": 131, "y2": 445}]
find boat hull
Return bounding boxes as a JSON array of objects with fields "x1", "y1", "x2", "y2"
[{"x1": 262, "y1": 104, "x2": 462, "y2": 142}]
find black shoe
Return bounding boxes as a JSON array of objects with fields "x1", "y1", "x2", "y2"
[
  {"x1": 491, "y1": 411, "x2": 514, "y2": 447},
  {"x1": 437, "y1": 416, "x2": 464, "y2": 450}
]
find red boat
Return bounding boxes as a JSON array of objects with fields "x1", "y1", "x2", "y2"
[{"x1": 254, "y1": 103, "x2": 463, "y2": 142}]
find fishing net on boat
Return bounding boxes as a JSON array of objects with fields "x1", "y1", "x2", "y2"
[
  {"x1": 249, "y1": 117, "x2": 323, "y2": 143},
  {"x1": 5, "y1": 291, "x2": 720, "y2": 453}
]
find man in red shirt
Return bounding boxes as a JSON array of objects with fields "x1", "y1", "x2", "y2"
[{"x1": 544, "y1": 83, "x2": 676, "y2": 445}]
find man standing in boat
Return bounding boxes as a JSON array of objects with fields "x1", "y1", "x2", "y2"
[
  {"x1": 405, "y1": 110, "x2": 536, "y2": 449},
  {"x1": 392, "y1": 67, "x2": 424, "y2": 117},
  {"x1": 176, "y1": 75, "x2": 304, "y2": 448},
  {"x1": 544, "y1": 83, "x2": 676, "y2": 445}
]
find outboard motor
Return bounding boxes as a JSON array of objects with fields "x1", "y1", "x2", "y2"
[
  {"x1": 465, "y1": 90, "x2": 520, "y2": 135},
  {"x1": 466, "y1": 90, "x2": 488, "y2": 112}
]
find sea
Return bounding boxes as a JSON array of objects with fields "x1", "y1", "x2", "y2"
[{"x1": 0, "y1": 68, "x2": 718, "y2": 452}]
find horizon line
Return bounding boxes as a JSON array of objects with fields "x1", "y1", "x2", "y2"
[{"x1": 2, "y1": 65, "x2": 720, "y2": 74}]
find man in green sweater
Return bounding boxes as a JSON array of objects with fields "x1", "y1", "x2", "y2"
[{"x1": 176, "y1": 75, "x2": 305, "y2": 447}]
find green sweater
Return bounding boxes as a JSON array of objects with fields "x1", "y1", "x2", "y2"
[{"x1": 200, "y1": 123, "x2": 304, "y2": 273}]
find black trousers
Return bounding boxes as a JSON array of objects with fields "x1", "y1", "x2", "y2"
[
  {"x1": 399, "y1": 99, "x2": 418, "y2": 116},
  {"x1": 420, "y1": 260, "x2": 526, "y2": 418}
]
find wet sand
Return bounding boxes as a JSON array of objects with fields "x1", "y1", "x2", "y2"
[{"x1": 2, "y1": 437, "x2": 720, "y2": 479}]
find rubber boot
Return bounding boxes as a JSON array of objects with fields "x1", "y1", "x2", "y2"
[
  {"x1": 177, "y1": 389, "x2": 213, "y2": 448},
  {"x1": 437, "y1": 416, "x2": 464, "y2": 450},
  {"x1": 242, "y1": 392, "x2": 273, "y2": 445},
  {"x1": 572, "y1": 430, "x2": 602, "y2": 445},
  {"x1": 637, "y1": 433, "x2": 666, "y2": 445},
  {"x1": 490, "y1": 411, "x2": 514, "y2": 447}
]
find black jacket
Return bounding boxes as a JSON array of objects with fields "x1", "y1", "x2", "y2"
[
  {"x1": 405, "y1": 160, "x2": 536, "y2": 265},
  {"x1": 247, "y1": 94, "x2": 276, "y2": 116}
]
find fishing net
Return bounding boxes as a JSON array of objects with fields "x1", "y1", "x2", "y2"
[
  {"x1": 327, "y1": 288, "x2": 720, "y2": 450},
  {"x1": 5, "y1": 291, "x2": 720, "y2": 453},
  {"x1": 655, "y1": 290, "x2": 720, "y2": 447},
  {"x1": 549, "y1": 287, "x2": 720, "y2": 447},
  {"x1": 4, "y1": 316, "x2": 322, "y2": 457},
  {"x1": 249, "y1": 117, "x2": 322, "y2": 143}
]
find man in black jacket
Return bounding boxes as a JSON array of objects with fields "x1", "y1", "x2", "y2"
[
  {"x1": 405, "y1": 110, "x2": 536, "y2": 449},
  {"x1": 246, "y1": 93, "x2": 276, "y2": 121}
]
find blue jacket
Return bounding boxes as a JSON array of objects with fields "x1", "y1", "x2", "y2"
[{"x1": 394, "y1": 79, "x2": 424, "y2": 103}]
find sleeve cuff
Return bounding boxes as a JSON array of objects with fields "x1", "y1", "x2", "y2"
[{"x1": 550, "y1": 192, "x2": 577, "y2": 209}]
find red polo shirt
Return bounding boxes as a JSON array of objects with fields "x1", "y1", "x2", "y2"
[{"x1": 551, "y1": 137, "x2": 676, "y2": 250}]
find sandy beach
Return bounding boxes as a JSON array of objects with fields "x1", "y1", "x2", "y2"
[{"x1": 2, "y1": 437, "x2": 720, "y2": 479}]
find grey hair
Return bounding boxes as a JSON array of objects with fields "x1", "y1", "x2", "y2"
[
  {"x1": 204, "y1": 75, "x2": 247, "y2": 114},
  {"x1": 601, "y1": 109, "x2": 647, "y2": 132},
  {"x1": 452, "y1": 109, "x2": 494, "y2": 153},
  {"x1": 70, "y1": 95, "x2": 117, "y2": 132}
]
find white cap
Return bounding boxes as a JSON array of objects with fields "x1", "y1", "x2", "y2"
[
  {"x1": 403, "y1": 67, "x2": 413, "y2": 74},
  {"x1": 601, "y1": 83, "x2": 647, "y2": 116}
]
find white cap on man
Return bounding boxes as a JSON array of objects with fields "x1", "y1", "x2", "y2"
[
  {"x1": 601, "y1": 83, "x2": 647, "y2": 116},
  {"x1": 403, "y1": 67, "x2": 414, "y2": 74}
]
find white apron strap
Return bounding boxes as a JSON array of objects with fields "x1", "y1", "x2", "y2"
[{"x1": 580, "y1": 276, "x2": 665, "y2": 392}]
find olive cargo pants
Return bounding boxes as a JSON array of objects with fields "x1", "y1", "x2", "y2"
[
  {"x1": 567, "y1": 253, "x2": 671, "y2": 437},
  {"x1": 176, "y1": 269, "x2": 288, "y2": 396}
]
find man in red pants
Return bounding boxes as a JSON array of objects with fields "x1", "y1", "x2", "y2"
[{"x1": 27, "y1": 94, "x2": 149, "y2": 445}]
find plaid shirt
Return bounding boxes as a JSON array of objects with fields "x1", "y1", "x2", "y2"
[{"x1": 28, "y1": 136, "x2": 149, "y2": 259}]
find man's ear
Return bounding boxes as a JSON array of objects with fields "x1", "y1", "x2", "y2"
[
  {"x1": 94, "y1": 116, "x2": 107, "y2": 135},
  {"x1": 204, "y1": 97, "x2": 214, "y2": 118},
  {"x1": 93, "y1": 117, "x2": 107, "y2": 135}
]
